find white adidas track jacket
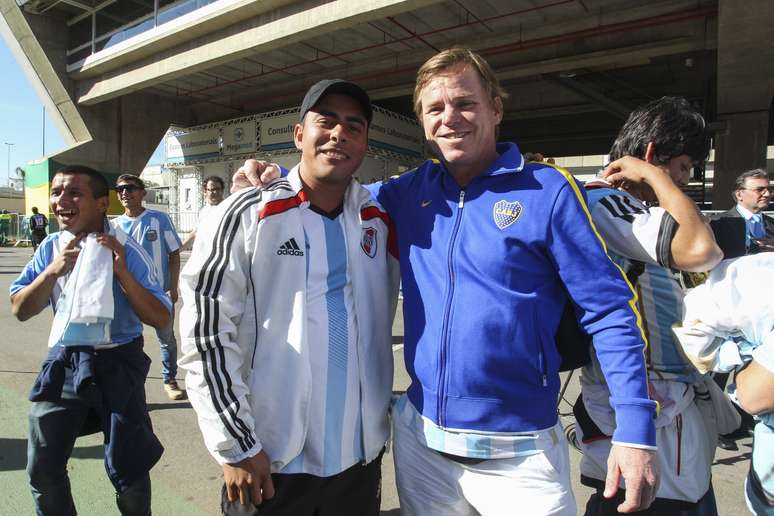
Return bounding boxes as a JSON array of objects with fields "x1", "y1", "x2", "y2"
[{"x1": 179, "y1": 168, "x2": 400, "y2": 470}]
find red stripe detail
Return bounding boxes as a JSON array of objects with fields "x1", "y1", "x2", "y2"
[
  {"x1": 361, "y1": 206, "x2": 399, "y2": 259},
  {"x1": 581, "y1": 435, "x2": 612, "y2": 445},
  {"x1": 676, "y1": 413, "x2": 683, "y2": 476},
  {"x1": 259, "y1": 190, "x2": 307, "y2": 220}
]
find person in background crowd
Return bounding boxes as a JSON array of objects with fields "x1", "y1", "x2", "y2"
[
  {"x1": 29, "y1": 206, "x2": 48, "y2": 253},
  {"x1": 235, "y1": 47, "x2": 660, "y2": 516},
  {"x1": 0, "y1": 209, "x2": 11, "y2": 245},
  {"x1": 113, "y1": 174, "x2": 185, "y2": 400},
  {"x1": 179, "y1": 79, "x2": 399, "y2": 515},
  {"x1": 709, "y1": 169, "x2": 773, "y2": 450},
  {"x1": 735, "y1": 326, "x2": 774, "y2": 515},
  {"x1": 672, "y1": 253, "x2": 774, "y2": 515},
  {"x1": 181, "y1": 175, "x2": 226, "y2": 250},
  {"x1": 711, "y1": 169, "x2": 773, "y2": 256},
  {"x1": 577, "y1": 96, "x2": 724, "y2": 515},
  {"x1": 10, "y1": 165, "x2": 171, "y2": 516}
]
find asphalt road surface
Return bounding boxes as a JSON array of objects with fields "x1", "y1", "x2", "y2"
[{"x1": 0, "y1": 247, "x2": 752, "y2": 515}]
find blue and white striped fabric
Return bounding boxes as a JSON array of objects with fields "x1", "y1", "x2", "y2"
[
  {"x1": 10, "y1": 229, "x2": 170, "y2": 346},
  {"x1": 586, "y1": 187, "x2": 698, "y2": 384},
  {"x1": 393, "y1": 395, "x2": 560, "y2": 459},
  {"x1": 113, "y1": 209, "x2": 182, "y2": 290},
  {"x1": 281, "y1": 207, "x2": 365, "y2": 477},
  {"x1": 616, "y1": 258, "x2": 698, "y2": 384}
]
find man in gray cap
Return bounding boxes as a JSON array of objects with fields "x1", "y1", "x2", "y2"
[{"x1": 179, "y1": 79, "x2": 399, "y2": 515}]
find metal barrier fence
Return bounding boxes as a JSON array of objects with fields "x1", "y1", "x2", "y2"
[
  {"x1": 0, "y1": 213, "x2": 32, "y2": 246},
  {"x1": 168, "y1": 210, "x2": 199, "y2": 235}
]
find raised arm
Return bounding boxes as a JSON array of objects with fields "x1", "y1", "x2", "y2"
[
  {"x1": 735, "y1": 337, "x2": 774, "y2": 415},
  {"x1": 11, "y1": 234, "x2": 81, "y2": 321},
  {"x1": 604, "y1": 152, "x2": 722, "y2": 272}
]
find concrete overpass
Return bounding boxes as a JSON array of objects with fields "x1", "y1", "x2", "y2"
[{"x1": 1, "y1": 0, "x2": 773, "y2": 207}]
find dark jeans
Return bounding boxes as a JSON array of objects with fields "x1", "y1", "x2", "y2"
[
  {"x1": 221, "y1": 452, "x2": 383, "y2": 516},
  {"x1": 31, "y1": 230, "x2": 47, "y2": 249},
  {"x1": 583, "y1": 483, "x2": 718, "y2": 516},
  {"x1": 27, "y1": 378, "x2": 152, "y2": 515}
]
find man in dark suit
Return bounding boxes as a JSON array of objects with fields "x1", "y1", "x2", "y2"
[
  {"x1": 709, "y1": 168, "x2": 773, "y2": 451},
  {"x1": 711, "y1": 169, "x2": 773, "y2": 257}
]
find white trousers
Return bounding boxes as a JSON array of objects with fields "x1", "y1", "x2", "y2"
[
  {"x1": 579, "y1": 400, "x2": 713, "y2": 503},
  {"x1": 393, "y1": 404, "x2": 576, "y2": 516}
]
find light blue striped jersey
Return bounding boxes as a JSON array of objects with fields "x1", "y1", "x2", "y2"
[
  {"x1": 393, "y1": 395, "x2": 558, "y2": 459},
  {"x1": 113, "y1": 209, "x2": 182, "y2": 290},
  {"x1": 281, "y1": 206, "x2": 365, "y2": 476},
  {"x1": 586, "y1": 186, "x2": 698, "y2": 384},
  {"x1": 10, "y1": 230, "x2": 171, "y2": 345}
]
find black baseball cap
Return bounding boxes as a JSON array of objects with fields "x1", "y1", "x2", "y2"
[{"x1": 299, "y1": 79, "x2": 373, "y2": 125}]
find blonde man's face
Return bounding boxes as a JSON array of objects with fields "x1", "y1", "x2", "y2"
[{"x1": 418, "y1": 66, "x2": 503, "y2": 171}]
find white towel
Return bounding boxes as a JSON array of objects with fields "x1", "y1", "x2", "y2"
[
  {"x1": 673, "y1": 254, "x2": 774, "y2": 372},
  {"x1": 48, "y1": 231, "x2": 114, "y2": 348},
  {"x1": 70, "y1": 233, "x2": 114, "y2": 323}
]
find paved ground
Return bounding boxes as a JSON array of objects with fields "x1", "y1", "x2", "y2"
[{"x1": 0, "y1": 246, "x2": 753, "y2": 515}]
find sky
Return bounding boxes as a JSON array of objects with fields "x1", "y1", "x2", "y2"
[{"x1": 0, "y1": 37, "x2": 164, "y2": 187}]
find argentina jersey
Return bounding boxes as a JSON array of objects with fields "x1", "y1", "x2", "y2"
[
  {"x1": 281, "y1": 205, "x2": 365, "y2": 477},
  {"x1": 113, "y1": 209, "x2": 182, "y2": 290}
]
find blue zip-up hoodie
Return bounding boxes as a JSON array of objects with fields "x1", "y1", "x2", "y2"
[{"x1": 372, "y1": 143, "x2": 657, "y2": 448}]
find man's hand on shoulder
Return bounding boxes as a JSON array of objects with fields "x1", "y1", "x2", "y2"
[
  {"x1": 604, "y1": 444, "x2": 659, "y2": 513},
  {"x1": 223, "y1": 450, "x2": 275, "y2": 506},
  {"x1": 232, "y1": 160, "x2": 281, "y2": 193}
]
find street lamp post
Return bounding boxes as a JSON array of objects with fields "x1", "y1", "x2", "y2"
[{"x1": 4, "y1": 142, "x2": 14, "y2": 187}]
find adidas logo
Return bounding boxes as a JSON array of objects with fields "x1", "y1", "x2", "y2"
[{"x1": 277, "y1": 238, "x2": 304, "y2": 256}]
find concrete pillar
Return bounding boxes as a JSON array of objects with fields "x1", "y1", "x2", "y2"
[
  {"x1": 54, "y1": 91, "x2": 193, "y2": 175},
  {"x1": 712, "y1": 111, "x2": 769, "y2": 208},
  {"x1": 2, "y1": 4, "x2": 194, "y2": 176},
  {"x1": 713, "y1": 0, "x2": 774, "y2": 209}
]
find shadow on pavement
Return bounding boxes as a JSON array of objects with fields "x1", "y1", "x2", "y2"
[
  {"x1": 380, "y1": 510, "x2": 401, "y2": 515},
  {"x1": 0, "y1": 438, "x2": 103, "y2": 471},
  {"x1": 147, "y1": 402, "x2": 191, "y2": 412},
  {"x1": 714, "y1": 451, "x2": 753, "y2": 466}
]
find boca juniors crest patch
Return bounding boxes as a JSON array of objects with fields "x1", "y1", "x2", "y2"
[
  {"x1": 146, "y1": 229, "x2": 158, "y2": 242},
  {"x1": 493, "y1": 200, "x2": 523, "y2": 230},
  {"x1": 361, "y1": 227, "x2": 377, "y2": 258}
]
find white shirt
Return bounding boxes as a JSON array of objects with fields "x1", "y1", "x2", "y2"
[{"x1": 281, "y1": 206, "x2": 365, "y2": 476}]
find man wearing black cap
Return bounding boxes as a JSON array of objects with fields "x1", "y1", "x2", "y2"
[{"x1": 179, "y1": 80, "x2": 399, "y2": 515}]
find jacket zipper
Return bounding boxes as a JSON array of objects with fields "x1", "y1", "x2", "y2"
[
  {"x1": 437, "y1": 190, "x2": 465, "y2": 428},
  {"x1": 349, "y1": 209, "x2": 368, "y2": 462},
  {"x1": 676, "y1": 413, "x2": 682, "y2": 476}
]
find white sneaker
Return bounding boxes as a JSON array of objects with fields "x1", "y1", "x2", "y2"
[{"x1": 164, "y1": 381, "x2": 185, "y2": 400}]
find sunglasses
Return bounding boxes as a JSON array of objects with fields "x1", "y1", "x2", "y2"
[
  {"x1": 741, "y1": 187, "x2": 773, "y2": 195},
  {"x1": 116, "y1": 184, "x2": 143, "y2": 194}
]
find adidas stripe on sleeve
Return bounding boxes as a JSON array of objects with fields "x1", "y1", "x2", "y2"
[
  {"x1": 178, "y1": 188, "x2": 264, "y2": 464},
  {"x1": 589, "y1": 190, "x2": 676, "y2": 267}
]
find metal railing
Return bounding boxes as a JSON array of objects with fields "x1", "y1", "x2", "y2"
[{"x1": 0, "y1": 213, "x2": 34, "y2": 246}]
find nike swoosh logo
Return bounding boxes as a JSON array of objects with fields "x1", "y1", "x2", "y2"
[{"x1": 421, "y1": 200, "x2": 432, "y2": 208}]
